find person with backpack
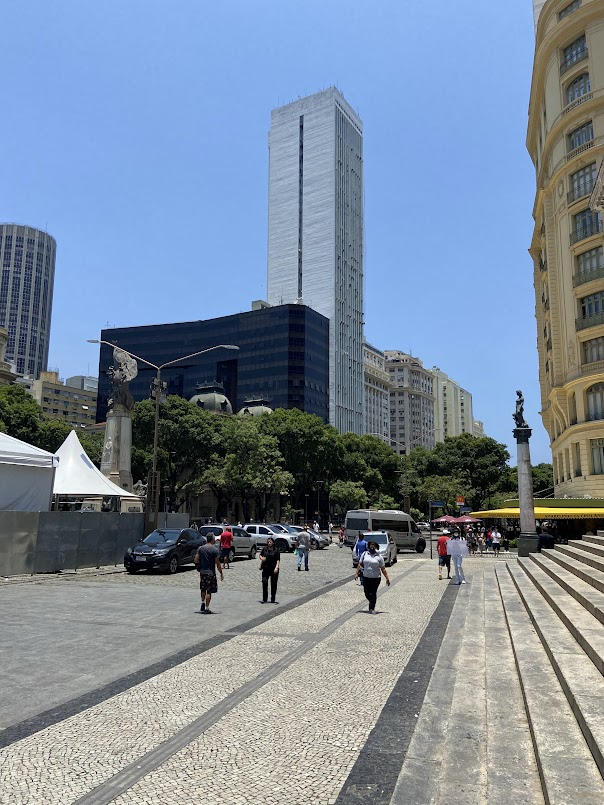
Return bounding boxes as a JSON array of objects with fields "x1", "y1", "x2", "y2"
[
  {"x1": 354, "y1": 538, "x2": 391, "y2": 613},
  {"x1": 354, "y1": 533, "x2": 369, "y2": 585}
]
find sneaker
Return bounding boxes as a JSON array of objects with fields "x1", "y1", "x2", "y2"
[
  {"x1": 297, "y1": 567, "x2": 301, "y2": 571},
  {"x1": 305, "y1": 568, "x2": 309, "y2": 571},
  {"x1": 461, "y1": 580, "x2": 467, "y2": 584},
  {"x1": 260, "y1": 600, "x2": 267, "y2": 604},
  {"x1": 200, "y1": 603, "x2": 206, "y2": 612},
  {"x1": 271, "y1": 600, "x2": 279, "y2": 604},
  {"x1": 205, "y1": 609, "x2": 213, "y2": 614}
]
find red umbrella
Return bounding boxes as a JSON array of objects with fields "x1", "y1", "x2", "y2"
[
  {"x1": 432, "y1": 515, "x2": 457, "y2": 523},
  {"x1": 451, "y1": 515, "x2": 482, "y2": 524}
]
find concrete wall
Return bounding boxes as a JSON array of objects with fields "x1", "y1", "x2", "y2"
[{"x1": 0, "y1": 511, "x2": 189, "y2": 577}]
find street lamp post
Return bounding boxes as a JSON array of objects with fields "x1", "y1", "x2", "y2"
[
  {"x1": 314, "y1": 480, "x2": 325, "y2": 526},
  {"x1": 304, "y1": 494, "x2": 309, "y2": 526},
  {"x1": 88, "y1": 340, "x2": 239, "y2": 534}
]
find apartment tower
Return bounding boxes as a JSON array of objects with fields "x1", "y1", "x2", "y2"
[
  {"x1": 267, "y1": 88, "x2": 364, "y2": 434},
  {"x1": 0, "y1": 224, "x2": 56, "y2": 377},
  {"x1": 528, "y1": 0, "x2": 604, "y2": 495},
  {"x1": 385, "y1": 351, "x2": 435, "y2": 455},
  {"x1": 363, "y1": 342, "x2": 391, "y2": 442},
  {"x1": 432, "y1": 367, "x2": 474, "y2": 441}
]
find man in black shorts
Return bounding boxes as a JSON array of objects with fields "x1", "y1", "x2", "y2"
[{"x1": 194, "y1": 534, "x2": 223, "y2": 614}]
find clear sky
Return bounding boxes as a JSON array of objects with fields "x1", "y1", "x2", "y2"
[{"x1": 1, "y1": 0, "x2": 544, "y2": 464}]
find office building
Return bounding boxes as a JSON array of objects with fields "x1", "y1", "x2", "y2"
[
  {"x1": 30, "y1": 371, "x2": 97, "y2": 428},
  {"x1": 66, "y1": 375, "x2": 98, "y2": 393},
  {"x1": 432, "y1": 368, "x2": 474, "y2": 441},
  {"x1": 473, "y1": 420, "x2": 486, "y2": 438},
  {"x1": 0, "y1": 224, "x2": 56, "y2": 377},
  {"x1": 0, "y1": 326, "x2": 16, "y2": 386},
  {"x1": 385, "y1": 351, "x2": 435, "y2": 455},
  {"x1": 363, "y1": 342, "x2": 391, "y2": 441},
  {"x1": 528, "y1": 0, "x2": 604, "y2": 495},
  {"x1": 95, "y1": 304, "x2": 329, "y2": 423},
  {"x1": 267, "y1": 88, "x2": 364, "y2": 434}
]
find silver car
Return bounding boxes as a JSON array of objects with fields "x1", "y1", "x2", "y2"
[
  {"x1": 197, "y1": 525, "x2": 258, "y2": 562},
  {"x1": 243, "y1": 524, "x2": 296, "y2": 553},
  {"x1": 272, "y1": 524, "x2": 328, "y2": 550},
  {"x1": 352, "y1": 531, "x2": 398, "y2": 568}
]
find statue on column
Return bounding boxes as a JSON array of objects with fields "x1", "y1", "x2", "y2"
[
  {"x1": 513, "y1": 389, "x2": 529, "y2": 429},
  {"x1": 101, "y1": 347, "x2": 138, "y2": 492}
]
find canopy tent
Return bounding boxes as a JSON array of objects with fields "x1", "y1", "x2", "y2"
[
  {"x1": 53, "y1": 431, "x2": 138, "y2": 498},
  {"x1": 432, "y1": 515, "x2": 457, "y2": 524},
  {"x1": 0, "y1": 432, "x2": 58, "y2": 511},
  {"x1": 451, "y1": 515, "x2": 482, "y2": 524},
  {"x1": 471, "y1": 507, "x2": 604, "y2": 520}
]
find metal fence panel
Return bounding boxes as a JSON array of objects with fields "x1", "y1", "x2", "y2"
[
  {"x1": 116, "y1": 514, "x2": 144, "y2": 564},
  {"x1": 77, "y1": 512, "x2": 102, "y2": 569},
  {"x1": 0, "y1": 511, "x2": 38, "y2": 576},
  {"x1": 35, "y1": 512, "x2": 80, "y2": 573},
  {"x1": 98, "y1": 513, "x2": 120, "y2": 567}
]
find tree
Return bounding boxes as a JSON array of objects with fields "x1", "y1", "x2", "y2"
[
  {"x1": 36, "y1": 420, "x2": 72, "y2": 454},
  {"x1": 0, "y1": 384, "x2": 43, "y2": 444},
  {"x1": 329, "y1": 480, "x2": 368, "y2": 514}
]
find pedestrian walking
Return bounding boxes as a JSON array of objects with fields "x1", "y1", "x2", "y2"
[
  {"x1": 328, "y1": 521, "x2": 334, "y2": 543},
  {"x1": 502, "y1": 534, "x2": 510, "y2": 553},
  {"x1": 354, "y1": 539, "x2": 390, "y2": 613},
  {"x1": 219, "y1": 526, "x2": 234, "y2": 569},
  {"x1": 478, "y1": 533, "x2": 485, "y2": 556},
  {"x1": 486, "y1": 529, "x2": 493, "y2": 553},
  {"x1": 436, "y1": 529, "x2": 452, "y2": 580},
  {"x1": 447, "y1": 531, "x2": 468, "y2": 585},
  {"x1": 354, "y1": 533, "x2": 369, "y2": 585},
  {"x1": 259, "y1": 536, "x2": 280, "y2": 604},
  {"x1": 297, "y1": 529, "x2": 310, "y2": 571},
  {"x1": 338, "y1": 525, "x2": 345, "y2": 547},
  {"x1": 313, "y1": 520, "x2": 320, "y2": 533},
  {"x1": 491, "y1": 527, "x2": 501, "y2": 558},
  {"x1": 194, "y1": 534, "x2": 223, "y2": 614}
]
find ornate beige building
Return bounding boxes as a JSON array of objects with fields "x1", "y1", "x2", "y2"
[
  {"x1": 528, "y1": 0, "x2": 604, "y2": 495},
  {"x1": 363, "y1": 342, "x2": 391, "y2": 441}
]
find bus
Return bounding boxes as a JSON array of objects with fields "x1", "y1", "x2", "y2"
[{"x1": 345, "y1": 509, "x2": 426, "y2": 553}]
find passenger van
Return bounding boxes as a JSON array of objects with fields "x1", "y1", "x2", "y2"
[{"x1": 345, "y1": 509, "x2": 426, "y2": 553}]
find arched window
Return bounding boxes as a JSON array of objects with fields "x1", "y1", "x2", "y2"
[
  {"x1": 567, "y1": 72, "x2": 590, "y2": 104},
  {"x1": 586, "y1": 383, "x2": 604, "y2": 421}
]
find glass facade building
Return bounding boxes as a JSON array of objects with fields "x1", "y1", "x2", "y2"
[
  {"x1": 95, "y1": 304, "x2": 329, "y2": 423},
  {"x1": 0, "y1": 224, "x2": 56, "y2": 377}
]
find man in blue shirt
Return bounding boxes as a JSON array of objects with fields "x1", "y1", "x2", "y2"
[{"x1": 354, "y1": 533, "x2": 368, "y2": 585}]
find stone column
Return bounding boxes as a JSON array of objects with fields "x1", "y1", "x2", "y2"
[
  {"x1": 514, "y1": 427, "x2": 538, "y2": 556},
  {"x1": 100, "y1": 403, "x2": 133, "y2": 492}
]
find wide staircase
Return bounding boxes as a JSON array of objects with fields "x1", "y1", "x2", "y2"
[{"x1": 497, "y1": 532, "x2": 604, "y2": 803}]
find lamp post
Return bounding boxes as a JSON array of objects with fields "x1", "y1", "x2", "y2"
[
  {"x1": 314, "y1": 480, "x2": 325, "y2": 526},
  {"x1": 88, "y1": 340, "x2": 239, "y2": 533},
  {"x1": 163, "y1": 483, "x2": 170, "y2": 527},
  {"x1": 304, "y1": 494, "x2": 309, "y2": 526}
]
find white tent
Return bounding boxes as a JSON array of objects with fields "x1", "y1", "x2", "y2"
[
  {"x1": 0, "y1": 432, "x2": 58, "y2": 511},
  {"x1": 53, "y1": 431, "x2": 138, "y2": 498}
]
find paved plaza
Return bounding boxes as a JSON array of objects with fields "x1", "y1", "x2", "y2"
[{"x1": 1, "y1": 547, "x2": 553, "y2": 805}]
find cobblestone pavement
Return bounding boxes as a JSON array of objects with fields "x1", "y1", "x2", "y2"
[{"x1": 1, "y1": 553, "x2": 447, "y2": 805}]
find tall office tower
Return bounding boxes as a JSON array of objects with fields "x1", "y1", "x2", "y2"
[
  {"x1": 431, "y1": 368, "x2": 474, "y2": 442},
  {"x1": 267, "y1": 87, "x2": 364, "y2": 434},
  {"x1": 0, "y1": 224, "x2": 56, "y2": 377},
  {"x1": 528, "y1": 0, "x2": 604, "y2": 496},
  {"x1": 385, "y1": 351, "x2": 435, "y2": 455},
  {"x1": 363, "y1": 342, "x2": 391, "y2": 442}
]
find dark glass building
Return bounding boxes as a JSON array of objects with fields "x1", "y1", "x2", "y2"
[{"x1": 96, "y1": 304, "x2": 329, "y2": 423}]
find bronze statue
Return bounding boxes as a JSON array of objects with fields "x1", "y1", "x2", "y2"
[
  {"x1": 107, "y1": 347, "x2": 138, "y2": 411},
  {"x1": 513, "y1": 389, "x2": 529, "y2": 429}
]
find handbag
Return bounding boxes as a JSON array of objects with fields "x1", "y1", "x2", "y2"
[{"x1": 293, "y1": 548, "x2": 299, "y2": 556}]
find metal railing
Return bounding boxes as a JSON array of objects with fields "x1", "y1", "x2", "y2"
[
  {"x1": 560, "y1": 48, "x2": 588, "y2": 76},
  {"x1": 567, "y1": 140, "x2": 594, "y2": 163},
  {"x1": 570, "y1": 217, "x2": 603, "y2": 245},
  {"x1": 576, "y1": 310, "x2": 604, "y2": 331},
  {"x1": 587, "y1": 411, "x2": 604, "y2": 422},
  {"x1": 568, "y1": 178, "x2": 595, "y2": 204},
  {"x1": 573, "y1": 265, "x2": 604, "y2": 287}
]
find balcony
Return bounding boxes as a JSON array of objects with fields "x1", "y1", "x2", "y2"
[
  {"x1": 581, "y1": 360, "x2": 604, "y2": 375},
  {"x1": 568, "y1": 178, "x2": 595, "y2": 204},
  {"x1": 573, "y1": 265, "x2": 604, "y2": 287},
  {"x1": 567, "y1": 140, "x2": 594, "y2": 162},
  {"x1": 570, "y1": 216, "x2": 603, "y2": 245},
  {"x1": 562, "y1": 91, "x2": 593, "y2": 117},
  {"x1": 560, "y1": 48, "x2": 588, "y2": 76},
  {"x1": 587, "y1": 411, "x2": 604, "y2": 422},
  {"x1": 576, "y1": 310, "x2": 604, "y2": 331}
]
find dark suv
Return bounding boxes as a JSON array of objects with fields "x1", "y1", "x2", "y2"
[{"x1": 124, "y1": 528, "x2": 205, "y2": 574}]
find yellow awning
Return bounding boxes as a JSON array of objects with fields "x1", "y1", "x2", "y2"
[{"x1": 471, "y1": 507, "x2": 604, "y2": 519}]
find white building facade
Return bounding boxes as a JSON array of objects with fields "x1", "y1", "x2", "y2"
[
  {"x1": 432, "y1": 367, "x2": 474, "y2": 441},
  {"x1": 363, "y1": 342, "x2": 390, "y2": 441},
  {"x1": 385, "y1": 351, "x2": 435, "y2": 455},
  {"x1": 267, "y1": 88, "x2": 364, "y2": 434}
]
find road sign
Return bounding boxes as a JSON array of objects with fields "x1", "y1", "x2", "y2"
[
  {"x1": 460, "y1": 505, "x2": 472, "y2": 513},
  {"x1": 429, "y1": 500, "x2": 446, "y2": 508}
]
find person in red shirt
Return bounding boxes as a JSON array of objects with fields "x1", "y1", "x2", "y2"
[
  {"x1": 219, "y1": 527, "x2": 234, "y2": 569},
  {"x1": 436, "y1": 529, "x2": 451, "y2": 581}
]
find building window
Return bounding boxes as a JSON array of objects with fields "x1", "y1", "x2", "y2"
[
  {"x1": 561, "y1": 34, "x2": 587, "y2": 72},
  {"x1": 572, "y1": 209, "x2": 602, "y2": 243},
  {"x1": 576, "y1": 246, "x2": 604, "y2": 280},
  {"x1": 583, "y1": 336, "x2": 604, "y2": 364},
  {"x1": 587, "y1": 383, "x2": 604, "y2": 421},
  {"x1": 580, "y1": 290, "x2": 604, "y2": 319},
  {"x1": 568, "y1": 121, "x2": 593, "y2": 151},
  {"x1": 591, "y1": 438, "x2": 604, "y2": 474},
  {"x1": 566, "y1": 72, "x2": 590, "y2": 104},
  {"x1": 559, "y1": 1, "x2": 581, "y2": 21},
  {"x1": 569, "y1": 163, "x2": 596, "y2": 203}
]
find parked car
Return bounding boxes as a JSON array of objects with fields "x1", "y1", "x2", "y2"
[
  {"x1": 124, "y1": 528, "x2": 205, "y2": 574},
  {"x1": 197, "y1": 524, "x2": 258, "y2": 562},
  {"x1": 279, "y1": 524, "x2": 329, "y2": 549},
  {"x1": 351, "y1": 530, "x2": 398, "y2": 568},
  {"x1": 416, "y1": 522, "x2": 430, "y2": 532},
  {"x1": 244, "y1": 524, "x2": 296, "y2": 552}
]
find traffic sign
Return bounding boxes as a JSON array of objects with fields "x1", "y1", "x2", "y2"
[{"x1": 429, "y1": 500, "x2": 445, "y2": 508}]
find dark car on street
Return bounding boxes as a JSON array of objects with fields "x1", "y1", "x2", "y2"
[{"x1": 124, "y1": 528, "x2": 205, "y2": 574}]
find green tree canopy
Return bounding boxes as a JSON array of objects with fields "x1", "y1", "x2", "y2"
[{"x1": 0, "y1": 384, "x2": 43, "y2": 443}]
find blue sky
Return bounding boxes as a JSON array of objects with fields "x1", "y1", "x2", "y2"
[{"x1": 1, "y1": 0, "x2": 544, "y2": 463}]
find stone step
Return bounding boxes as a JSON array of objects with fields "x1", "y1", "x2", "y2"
[
  {"x1": 582, "y1": 535, "x2": 604, "y2": 549},
  {"x1": 556, "y1": 542, "x2": 604, "y2": 575},
  {"x1": 545, "y1": 547, "x2": 604, "y2": 595},
  {"x1": 594, "y1": 531, "x2": 604, "y2": 539},
  {"x1": 497, "y1": 564, "x2": 604, "y2": 803},
  {"x1": 531, "y1": 552, "x2": 604, "y2": 626},
  {"x1": 520, "y1": 556, "x2": 604, "y2": 675}
]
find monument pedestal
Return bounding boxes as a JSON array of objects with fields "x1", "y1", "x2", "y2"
[
  {"x1": 514, "y1": 427, "x2": 538, "y2": 557},
  {"x1": 100, "y1": 405, "x2": 133, "y2": 492}
]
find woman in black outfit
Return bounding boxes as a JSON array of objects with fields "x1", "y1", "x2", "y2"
[{"x1": 259, "y1": 536, "x2": 280, "y2": 603}]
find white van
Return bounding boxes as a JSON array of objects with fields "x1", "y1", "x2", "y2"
[{"x1": 345, "y1": 509, "x2": 426, "y2": 553}]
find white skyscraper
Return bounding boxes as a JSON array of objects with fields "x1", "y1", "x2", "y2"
[{"x1": 267, "y1": 88, "x2": 364, "y2": 434}]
